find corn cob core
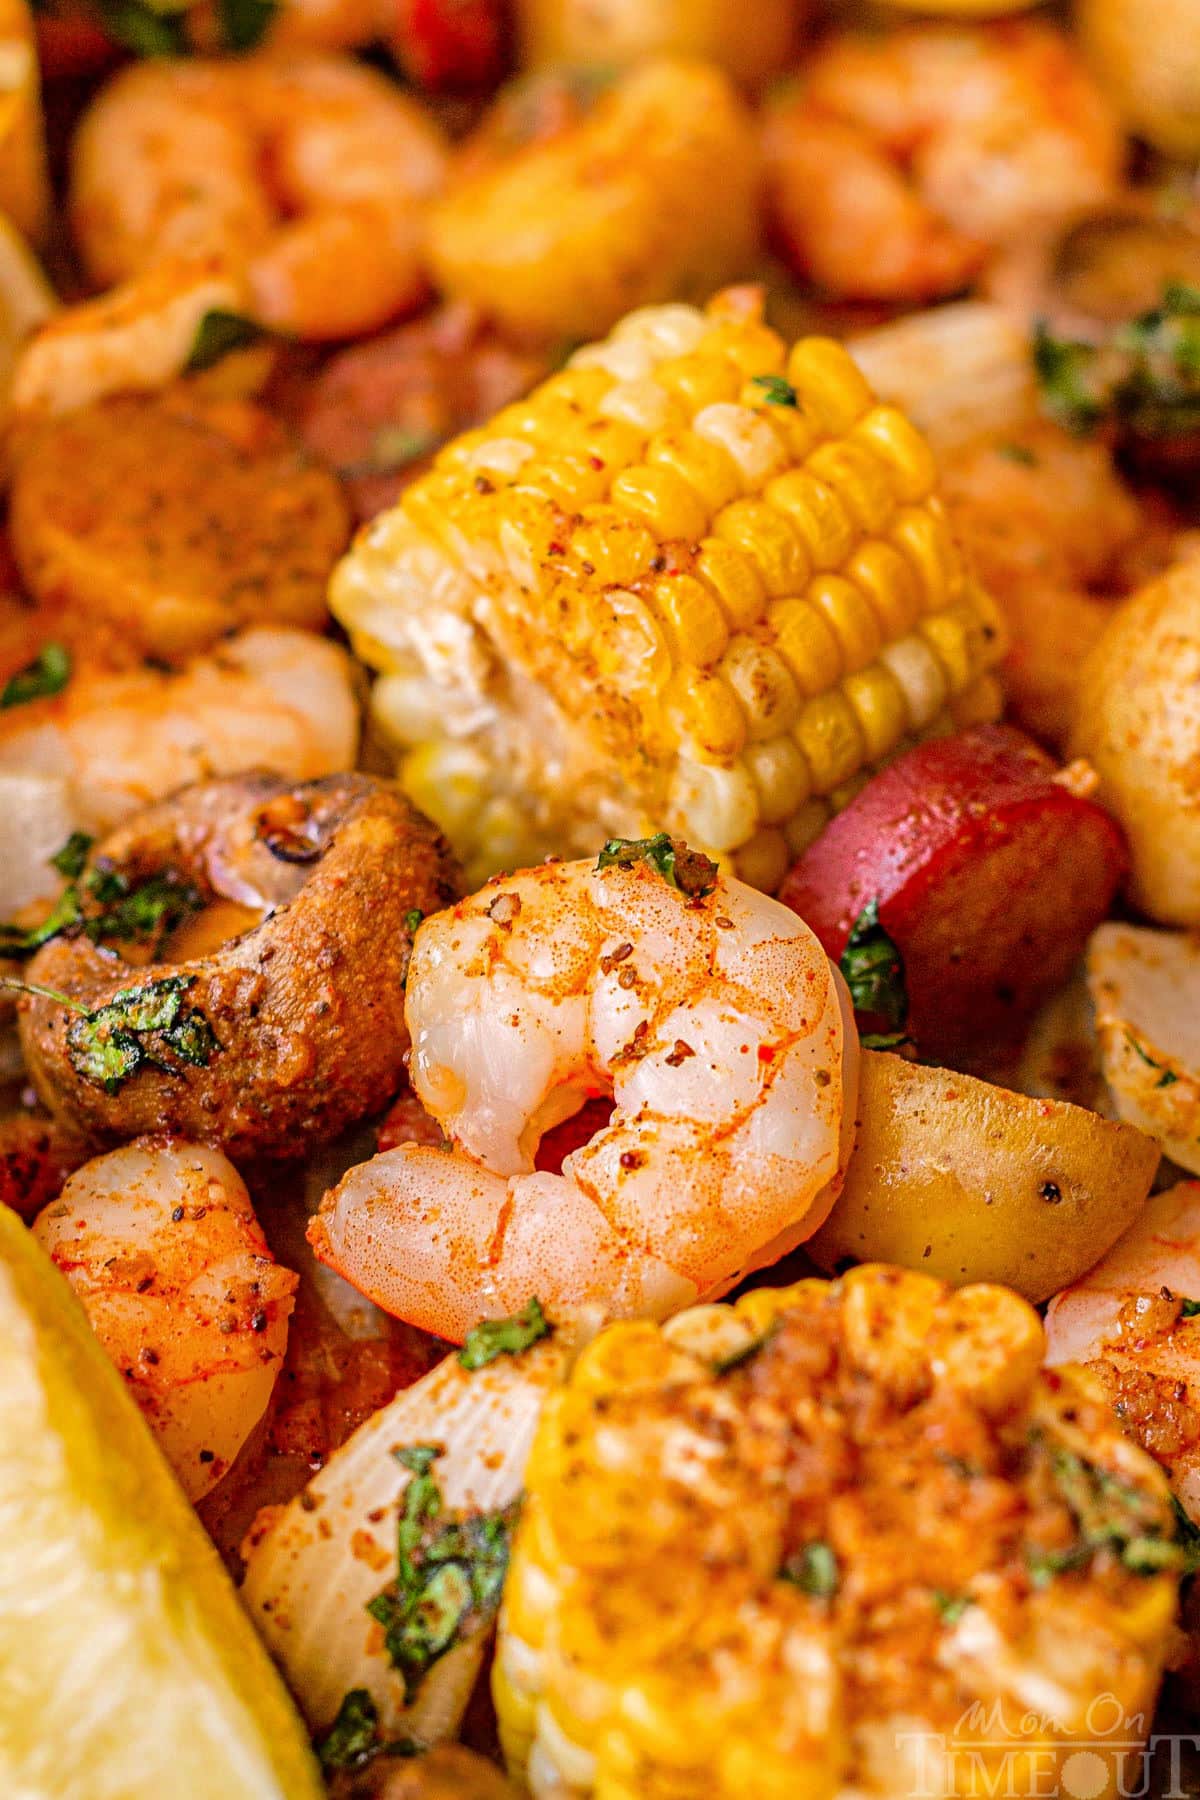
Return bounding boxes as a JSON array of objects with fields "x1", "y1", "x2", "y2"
[
  {"x1": 495, "y1": 1268, "x2": 1178, "y2": 1800},
  {"x1": 332, "y1": 292, "x2": 1005, "y2": 890}
]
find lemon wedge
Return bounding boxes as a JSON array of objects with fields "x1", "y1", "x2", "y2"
[{"x1": 0, "y1": 1202, "x2": 325, "y2": 1800}]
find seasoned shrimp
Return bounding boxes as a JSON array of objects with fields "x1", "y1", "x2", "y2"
[
  {"x1": 32, "y1": 1137, "x2": 297, "y2": 1501},
  {"x1": 69, "y1": 54, "x2": 448, "y2": 342},
  {"x1": 311, "y1": 845, "x2": 858, "y2": 1341},
  {"x1": 0, "y1": 623, "x2": 360, "y2": 841},
  {"x1": 1045, "y1": 1182, "x2": 1200, "y2": 1523},
  {"x1": 764, "y1": 21, "x2": 1122, "y2": 303}
]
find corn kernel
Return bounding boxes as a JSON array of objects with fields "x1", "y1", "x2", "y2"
[
  {"x1": 705, "y1": 318, "x2": 787, "y2": 378},
  {"x1": 879, "y1": 635, "x2": 948, "y2": 730},
  {"x1": 805, "y1": 439, "x2": 895, "y2": 534},
  {"x1": 594, "y1": 589, "x2": 672, "y2": 694},
  {"x1": 853, "y1": 405, "x2": 938, "y2": 503},
  {"x1": 764, "y1": 470, "x2": 855, "y2": 570},
  {"x1": 571, "y1": 508, "x2": 659, "y2": 586},
  {"x1": 655, "y1": 350, "x2": 742, "y2": 411},
  {"x1": 666, "y1": 668, "x2": 747, "y2": 762},
  {"x1": 787, "y1": 338, "x2": 873, "y2": 435},
  {"x1": 527, "y1": 453, "x2": 612, "y2": 510},
  {"x1": 611, "y1": 463, "x2": 710, "y2": 542},
  {"x1": 648, "y1": 431, "x2": 741, "y2": 514},
  {"x1": 842, "y1": 663, "x2": 908, "y2": 761},
  {"x1": 808, "y1": 575, "x2": 882, "y2": 676},
  {"x1": 733, "y1": 826, "x2": 790, "y2": 892},
  {"x1": 612, "y1": 303, "x2": 709, "y2": 357},
  {"x1": 890, "y1": 503, "x2": 961, "y2": 611},
  {"x1": 951, "y1": 672, "x2": 1004, "y2": 728},
  {"x1": 742, "y1": 735, "x2": 811, "y2": 823},
  {"x1": 719, "y1": 636, "x2": 801, "y2": 741},
  {"x1": 767, "y1": 597, "x2": 842, "y2": 696},
  {"x1": 598, "y1": 379, "x2": 682, "y2": 434},
  {"x1": 694, "y1": 539, "x2": 766, "y2": 632},
  {"x1": 919, "y1": 608, "x2": 971, "y2": 690},
  {"x1": 845, "y1": 540, "x2": 921, "y2": 640},
  {"x1": 828, "y1": 769, "x2": 873, "y2": 812},
  {"x1": 694, "y1": 403, "x2": 788, "y2": 490},
  {"x1": 714, "y1": 499, "x2": 809, "y2": 597},
  {"x1": 794, "y1": 690, "x2": 866, "y2": 794},
  {"x1": 784, "y1": 798, "x2": 831, "y2": 856},
  {"x1": 670, "y1": 755, "x2": 758, "y2": 850},
  {"x1": 649, "y1": 574, "x2": 729, "y2": 668}
]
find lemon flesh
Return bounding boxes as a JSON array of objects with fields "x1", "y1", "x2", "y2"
[{"x1": 0, "y1": 1203, "x2": 325, "y2": 1800}]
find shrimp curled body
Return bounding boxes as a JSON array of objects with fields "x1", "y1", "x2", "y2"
[
  {"x1": 311, "y1": 854, "x2": 858, "y2": 1340},
  {"x1": 69, "y1": 54, "x2": 448, "y2": 342}
]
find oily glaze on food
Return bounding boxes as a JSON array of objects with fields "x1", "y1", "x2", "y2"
[
  {"x1": 19, "y1": 773, "x2": 460, "y2": 1158},
  {"x1": 312, "y1": 848, "x2": 856, "y2": 1339},
  {"x1": 496, "y1": 1268, "x2": 1179, "y2": 1797}
]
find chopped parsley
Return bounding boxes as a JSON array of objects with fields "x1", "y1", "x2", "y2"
[
  {"x1": 458, "y1": 1298, "x2": 550, "y2": 1370},
  {"x1": 366, "y1": 1444, "x2": 518, "y2": 1702},
  {"x1": 595, "y1": 834, "x2": 718, "y2": 898},
  {"x1": 185, "y1": 309, "x2": 262, "y2": 373},
  {"x1": 997, "y1": 442, "x2": 1038, "y2": 467},
  {"x1": 344, "y1": 424, "x2": 443, "y2": 479},
  {"x1": 403, "y1": 909, "x2": 425, "y2": 935},
  {"x1": 751, "y1": 374, "x2": 800, "y2": 408},
  {"x1": 780, "y1": 1540, "x2": 839, "y2": 1598},
  {"x1": 1124, "y1": 1030, "x2": 1179, "y2": 1088},
  {"x1": 932, "y1": 1591, "x2": 970, "y2": 1625},
  {"x1": 1035, "y1": 282, "x2": 1200, "y2": 440},
  {"x1": 1181, "y1": 1298, "x2": 1200, "y2": 1319},
  {"x1": 314, "y1": 1688, "x2": 419, "y2": 1775},
  {"x1": 50, "y1": 832, "x2": 93, "y2": 880},
  {"x1": 839, "y1": 899, "x2": 909, "y2": 1049},
  {"x1": 95, "y1": 0, "x2": 188, "y2": 56},
  {"x1": 1, "y1": 642, "x2": 71, "y2": 710},
  {"x1": 713, "y1": 1320, "x2": 780, "y2": 1376},
  {"x1": 65, "y1": 974, "x2": 218, "y2": 1094},
  {"x1": 214, "y1": 0, "x2": 276, "y2": 51},
  {"x1": 0, "y1": 885, "x2": 82, "y2": 958},
  {"x1": 1026, "y1": 1443, "x2": 1195, "y2": 1586},
  {"x1": 0, "y1": 848, "x2": 202, "y2": 962}
]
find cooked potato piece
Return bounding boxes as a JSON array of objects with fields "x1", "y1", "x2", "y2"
[
  {"x1": 1072, "y1": 559, "x2": 1200, "y2": 926},
  {"x1": 809, "y1": 1050, "x2": 1159, "y2": 1302},
  {"x1": 514, "y1": 0, "x2": 802, "y2": 87},
  {"x1": 429, "y1": 60, "x2": 760, "y2": 344},
  {"x1": 1079, "y1": 0, "x2": 1200, "y2": 156},
  {"x1": 0, "y1": 0, "x2": 47, "y2": 244},
  {"x1": 9, "y1": 390, "x2": 350, "y2": 663},
  {"x1": 1088, "y1": 921, "x2": 1200, "y2": 1175}
]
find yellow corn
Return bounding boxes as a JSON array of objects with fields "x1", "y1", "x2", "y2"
[
  {"x1": 494, "y1": 1271, "x2": 1179, "y2": 1799},
  {"x1": 332, "y1": 291, "x2": 1006, "y2": 889}
]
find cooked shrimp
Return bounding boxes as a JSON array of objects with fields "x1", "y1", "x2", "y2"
[
  {"x1": 11, "y1": 256, "x2": 252, "y2": 419},
  {"x1": 1045, "y1": 1182, "x2": 1200, "y2": 1523},
  {"x1": 764, "y1": 21, "x2": 1122, "y2": 302},
  {"x1": 939, "y1": 421, "x2": 1159, "y2": 745},
  {"x1": 311, "y1": 846, "x2": 858, "y2": 1341},
  {"x1": 0, "y1": 623, "x2": 360, "y2": 840},
  {"x1": 69, "y1": 54, "x2": 448, "y2": 342},
  {"x1": 32, "y1": 1137, "x2": 297, "y2": 1501}
]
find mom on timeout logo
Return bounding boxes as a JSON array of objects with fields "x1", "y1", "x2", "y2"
[{"x1": 894, "y1": 1696, "x2": 1200, "y2": 1799}]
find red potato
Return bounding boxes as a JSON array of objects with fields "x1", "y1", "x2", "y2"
[
  {"x1": 34, "y1": 4, "x2": 118, "y2": 78},
  {"x1": 385, "y1": 0, "x2": 507, "y2": 91},
  {"x1": 779, "y1": 725, "x2": 1128, "y2": 1060}
]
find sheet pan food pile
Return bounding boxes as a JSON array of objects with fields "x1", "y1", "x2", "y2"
[{"x1": 4, "y1": 0, "x2": 1200, "y2": 1794}]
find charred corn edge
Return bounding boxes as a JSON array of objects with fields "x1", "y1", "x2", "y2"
[
  {"x1": 495, "y1": 1273, "x2": 1177, "y2": 1798},
  {"x1": 332, "y1": 295, "x2": 1004, "y2": 887}
]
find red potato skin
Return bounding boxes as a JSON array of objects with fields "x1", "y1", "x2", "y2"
[
  {"x1": 779, "y1": 725, "x2": 1128, "y2": 1060},
  {"x1": 385, "y1": 0, "x2": 507, "y2": 91},
  {"x1": 35, "y1": 7, "x2": 119, "y2": 78}
]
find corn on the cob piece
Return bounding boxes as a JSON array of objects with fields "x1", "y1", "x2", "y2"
[
  {"x1": 495, "y1": 1268, "x2": 1179, "y2": 1800},
  {"x1": 332, "y1": 291, "x2": 1005, "y2": 890}
]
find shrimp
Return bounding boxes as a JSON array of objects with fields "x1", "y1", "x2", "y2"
[
  {"x1": 1044, "y1": 1182, "x2": 1200, "y2": 1523},
  {"x1": 0, "y1": 622, "x2": 359, "y2": 855},
  {"x1": 311, "y1": 847, "x2": 858, "y2": 1342},
  {"x1": 69, "y1": 54, "x2": 448, "y2": 342},
  {"x1": 764, "y1": 20, "x2": 1122, "y2": 303},
  {"x1": 32, "y1": 1137, "x2": 297, "y2": 1501}
]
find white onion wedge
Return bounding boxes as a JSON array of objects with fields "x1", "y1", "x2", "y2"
[
  {"x1": 1088, "y1": 922, "x2": 1200, "y2": 1174},
  {"x1": 240, "y1": 1336, "x2": 568, "y2": 1742}
]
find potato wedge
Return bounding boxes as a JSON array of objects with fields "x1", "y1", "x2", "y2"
[
  {"x1": 1088, "y1": 921, "x2": 1200, "y2": 1176},
  {"x1": 1072, "y1": 558, "x2": 1200, "y2": 925},
  {"x1": 809, "y1": 1050, "x2": 1159, "y2": 1302}
]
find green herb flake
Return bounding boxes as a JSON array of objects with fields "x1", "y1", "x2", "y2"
[
  {"x1": 66, "y1": 974, "x2": 218, "y2": 1095},
  {"x1": 0, "y1": 885, "x2": 82, "y2": 959},
  {"x1": 997, "y1": 442, "x2": 1038, "y2": 467},
  {"x1": 458, "y1": 1298, "x2": 550, "y2": 1371},
  {"x1": 96, "y1": 0, "x2": 188, "y2": 57},
  {"x1": 185, "y1": 309, "x2": 262, "y2": 373},
  {"x1": 84, "y1": 869, "x2": 203, "y2": 949},
  {"x1": 215, "y1": 0, "x2": 276, "y2": 51},
  {"x1": 404, "y1": 909, "x2": 425, "y2": 935},
  {"x1": 1, "y1": 642, "x2": 71, "y2": 710},
  {"x1": 367, "y1": 1444, "x2": 518, "y2": 1702},
  {"x1": 1026, "y1": 1443, "x2": 1190, "y2": 1586},
  {"x1": 1035, "y1": 284, "x2": 1200, "y2": 441},
  {"x1": 713, "y1": 1319, "x2": 780, "y2": 1376},
  {"x1": 780, "y1": 1540, "x2": 839, "y2": 1598},
  {"x1": 314, "y1": 1688, "x2": 420, "y2": 1776},
  {"x1": 1033, "y1": 324, "x2": 1107, "y2": 434},
  {"x1": 50, "y1": 832, "x2": 94, "y2": 880},
  {"x1": 595, "y1": 834, "x2": 718, "y2": 899},
  {"x1": 932, "y1": 1591, "x2": 970, "y2": 1625},
  {"x1": 839, "y1": 899, "x2": 908, "y2": 1035},
  {"x1": 751, "y1": 374, "x2": 800, "y2": 408}
]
